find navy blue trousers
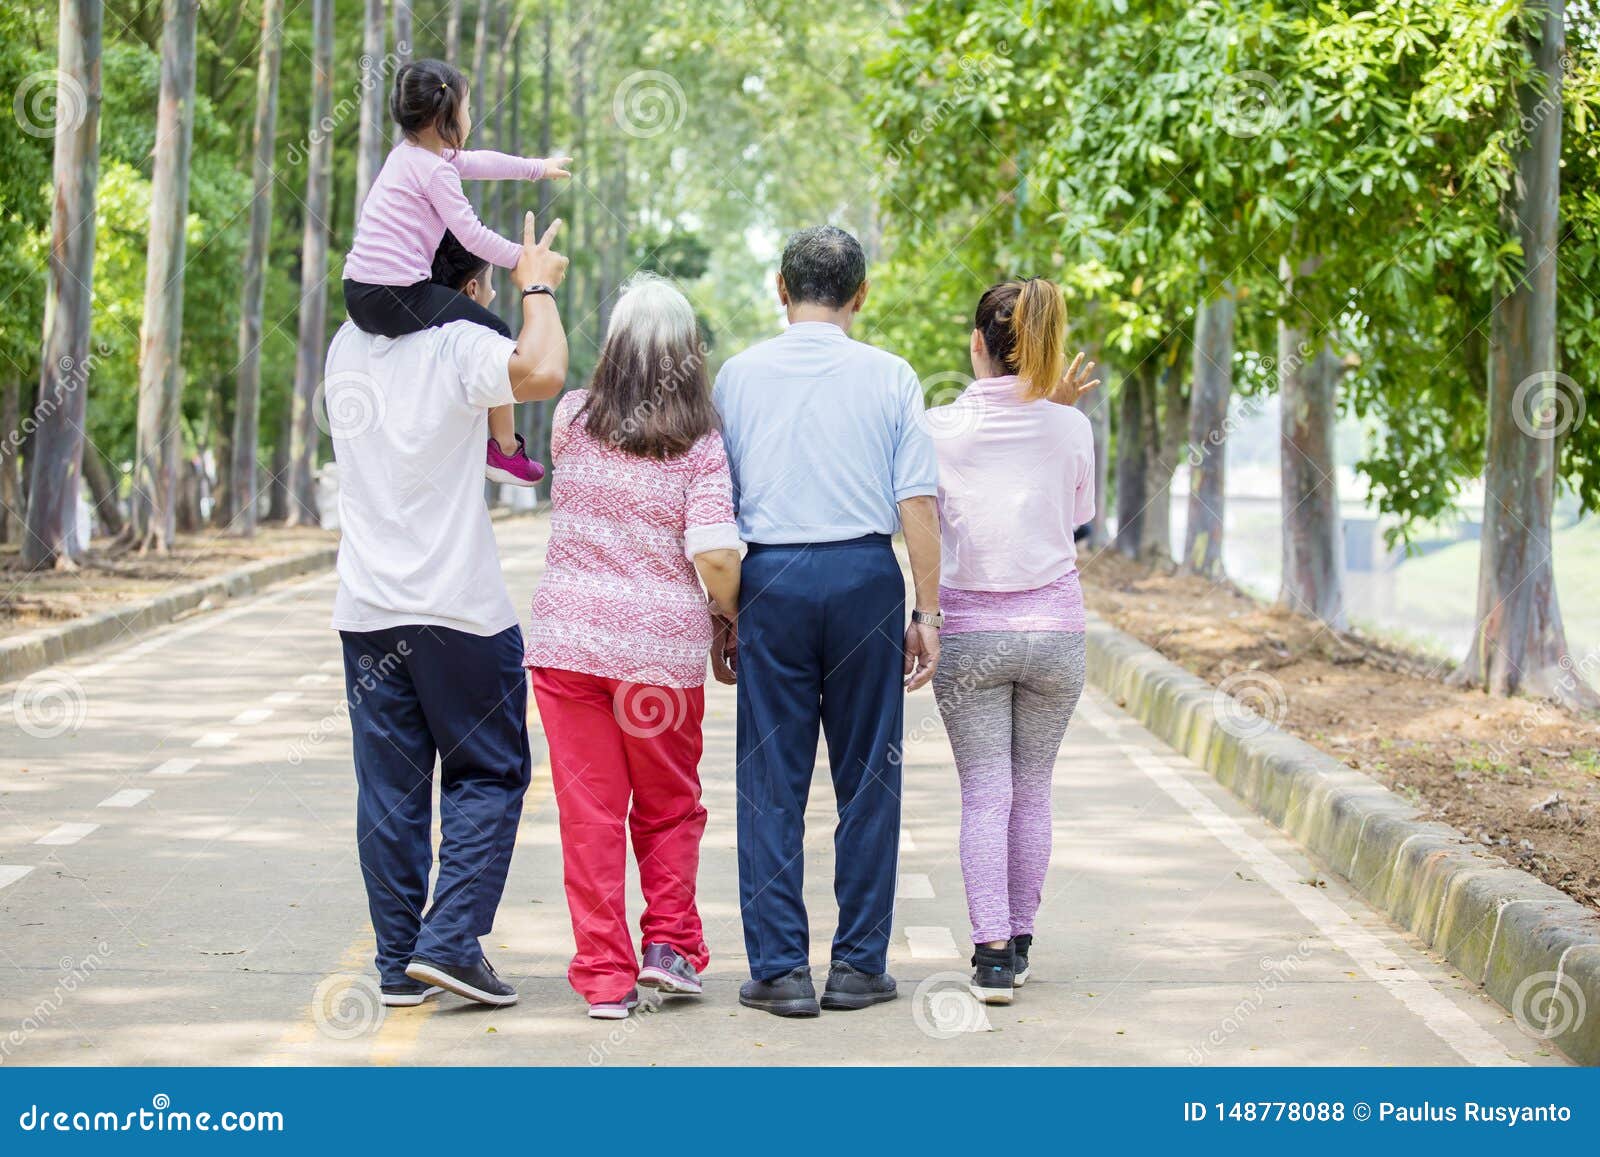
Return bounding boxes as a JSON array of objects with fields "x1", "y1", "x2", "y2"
[
  {"x1": 341, "y1": 624, "x2": 531, "y2": 986},
  {"x1": 735, "y1": 534, "x2": 905, "y2": 980}
]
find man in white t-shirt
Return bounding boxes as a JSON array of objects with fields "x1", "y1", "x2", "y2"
[{"x1": 326, "y1": 215, "x2": 567, "y2": 1009}]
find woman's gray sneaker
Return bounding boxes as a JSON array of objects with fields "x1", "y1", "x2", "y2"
[{"x1": 638, "y1": 943, "x2": 703, "y2": 995}]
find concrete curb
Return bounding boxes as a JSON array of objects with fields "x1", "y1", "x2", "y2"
[
  {"x1": 0, "y1": 546, "x2": 339, "y2": 685},
  {"x1": 1085, "y1": 616, "x2": 1600, "y2": 1066}
]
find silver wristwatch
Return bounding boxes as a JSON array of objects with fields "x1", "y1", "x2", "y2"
[{"x1": 911, "y1": 608, "x2": 943, "y2": 629}]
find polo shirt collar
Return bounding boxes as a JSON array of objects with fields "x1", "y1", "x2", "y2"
[{"x1": 782, "y1": 321, "x2": 849, "y2": 339}]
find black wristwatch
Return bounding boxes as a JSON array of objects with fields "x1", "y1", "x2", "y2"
[
  {"x1": 911, "y1": 608, "x2": 943, "y2": 629},
  {"x1": 521, "y1": 283, "x2": 557, "y2": 301}
]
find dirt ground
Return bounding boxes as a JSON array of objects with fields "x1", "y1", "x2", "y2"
[
  {"x1": 1079, "y1": 549, "x2": 1600, "y2": 913},
  {"x1": 0, "y1": 526, "x2": 337, "y2": 642}
]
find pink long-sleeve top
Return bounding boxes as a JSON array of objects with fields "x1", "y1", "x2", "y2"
[
  {"x1": 934, "y1": 374, "x2": 1097, "y2": 633},
  {"x1": 341, "y1": 141, "x2": 547, "y2": 286}
]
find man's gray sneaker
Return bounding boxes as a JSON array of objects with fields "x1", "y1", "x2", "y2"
[
  {"x1": 739, "y1": 965, "x2": 820, "y2": 1017},
  {"x1": 820, "y1": 960, "x2": 898, "y2": 1011}
]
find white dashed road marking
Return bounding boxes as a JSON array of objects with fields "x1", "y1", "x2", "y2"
[
  {"x1": 296, "y1": 674, "x2": 332, "y2": 687},
  {"x1": 0, "y1": 866, "x2": 34, "y2": 890},
  {"x1": 899, "y1": 827, "x2": 917, "y2": 851},
  {"x1": 35, "y1": 823, "x2": 100, "y2": 846},
  {"x1": 896, "y1": 873, "x2": 934, "y2": 900},
  {"x1": 266, "y1": 692, "x2": 302, "y2": 706},
  {"x1": 231, "y1": 708, "x2": 274, "y2": 726},
  {"x1": 192, "y1": 732, "x2": 237, "y2": 749},
  {"x1": 149, "y1": 758, "x2": 199, "y2": 777},
  {"x1": 905, "y1": 925, "x2": 962, "y2": 959},
  {"x1": 97, "y1": 790, "x2": 154, "y2": 809}
]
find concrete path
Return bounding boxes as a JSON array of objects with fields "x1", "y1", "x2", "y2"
[{"x1": 0, "y1": 515, "x2": 1565, "y2": 1066}]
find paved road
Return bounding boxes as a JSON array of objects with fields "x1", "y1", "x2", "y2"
[{"x1": 0, "y1": 515, "x2": 1565, "y2": 1066}]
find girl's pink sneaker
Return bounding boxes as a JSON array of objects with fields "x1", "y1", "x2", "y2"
[{"x1": 486, "y1": 434, "x2": 545, "y2": 488}]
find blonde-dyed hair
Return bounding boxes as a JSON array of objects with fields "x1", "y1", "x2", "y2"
[{"x1": 975, "y1": 278, "x2": 1066, "y2": 401}]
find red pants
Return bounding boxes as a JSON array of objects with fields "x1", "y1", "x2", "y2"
[{"x1": 530, "y1": 666, "x2": 710, "y2": 1003}]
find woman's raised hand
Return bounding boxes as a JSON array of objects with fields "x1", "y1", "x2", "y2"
[{"x1": 1054, "y1": 352, "x2": 1101, "y2": 406}]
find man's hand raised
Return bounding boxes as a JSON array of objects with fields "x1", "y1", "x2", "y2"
[{"x1": 513, "y1": 213, "x2": 569, "y2": 291}]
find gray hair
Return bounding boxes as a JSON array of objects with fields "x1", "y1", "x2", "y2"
[
  {"x1": 779, "y1": 225, "x2": 866, "y2": 309},
  {"x1": 606, "y1": 272, "x2": 699, "y2": 353}
]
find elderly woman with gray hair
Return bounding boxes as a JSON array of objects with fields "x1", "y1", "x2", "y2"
[{"x1": 522, "y1": 274, "x2": 743, "y2": 1020}]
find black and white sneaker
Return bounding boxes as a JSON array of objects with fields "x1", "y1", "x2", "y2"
[
  {"x1": 1012, "y1": 934, "x2": 1033, "y2": 987},
  {"x1": 971, "y1": 942, "x2": 1015, "y2": 1005},
  {"x1": 405, "y1": 955, "x2": 519, "y2": 1007},
  {"x1": 380, "y1": 979, "x2": 444, "y2": 1007}
]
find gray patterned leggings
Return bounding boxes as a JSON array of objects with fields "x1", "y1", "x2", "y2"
[{"x1": 931, "y1": 631, "x2": 1086, "y2": 944}]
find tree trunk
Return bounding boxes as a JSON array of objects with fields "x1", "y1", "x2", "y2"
[
  {"x1": 1, "y1": 378, "x2": 21, "y2": 544},
  {"x1": 1139, "y1": 344, "x2": 1187, "y2": 566},
  {"x1": 392, "y1": 0, "x2": 412, "y2": 61},
  {"x1": 445, "y1": 0, "x2": 463, "y2": 59},
  {"x1": 1112, "y1": 367, "x2": 1147, "y2": 558},
  {"x1": 1454, "y1": 0, "x2": 1595, "y2": 707},
  {"x1": 1184, "y1": 290, "x2": 1235, "y2": 577},
  {"x1": 355, "y1": 0, "x2": 387, "y2": 221},
  {"x1": 23, "y1": 0, "x2": 102, "y2": 571},
  {"x1": 267, "y1": 407, "x2": 290, "y2": 521},
  {"x1": 228, "y1": 0, "x2": 282, "y2": 536},
  {"x1": 209, "y1": 376, "x2": 233, "y2": 526},
  {"x1": 81, "y1": 444, "x2": 122, "y2": 538},
  {"x1": 469, "y1": 0, "x2": 494, "y2": 213},
  {"x1": 1277, "y1": 260, "x2": 1346, "y2": 627},
  {"x1": 127, "y1": 0, "x2": 198, "y2": 554},
  {"x1": 287, "y1": 0, "x2": 334, "y2": 527}
]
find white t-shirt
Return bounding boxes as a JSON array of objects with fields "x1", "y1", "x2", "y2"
[{"x1": 326, "y1": 320, "x2": 520, "y2": 637}]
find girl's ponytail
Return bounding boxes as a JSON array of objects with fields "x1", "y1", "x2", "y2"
[{"x1": 974, "y1": 277, "x2": 1067, "y2": 400}]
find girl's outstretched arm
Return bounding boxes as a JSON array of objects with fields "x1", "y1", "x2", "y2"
[{"x1": 450, "y1": 150, "x2": 572, "y2": 181}]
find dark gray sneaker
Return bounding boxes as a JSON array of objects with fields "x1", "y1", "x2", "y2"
[
  {"x1": 821, "y1": 960, "x2": 898, "y2": 1011},
  {"x1": 405, "y1": 955, "x2": 518, "y2": 1007},
  {"x1": 971, "y1": 942, "x2": 1015, "y2": 1005},
  {"x1": 380, "y1": 979, "x2": 443, "y2": 1007},
  {"x1": 638, "y1": 943, "x2": 703, "y2": 996},
  {"x1": 739, "y1": 966, "x2": 820, "y2": 1017}
]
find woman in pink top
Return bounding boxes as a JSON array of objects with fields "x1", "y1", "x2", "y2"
[
  {"x1": 523, "y1": 275, "x2": 743, "y2": 1020},
  {"x1": 342, "y1": 58, "x2": 571, "y2": 488},
  {"x1": 929, "y1": 277, "x2": 1100, "y2": 1007}
]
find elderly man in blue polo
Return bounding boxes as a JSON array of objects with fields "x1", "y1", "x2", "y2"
[{"x1": 712, "y1": 225, "x2": 943, "y2": 1018}]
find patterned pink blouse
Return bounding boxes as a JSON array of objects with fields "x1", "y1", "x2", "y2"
[{"x1": 522, "y1": 391, "x2": 742, "y2": 688}]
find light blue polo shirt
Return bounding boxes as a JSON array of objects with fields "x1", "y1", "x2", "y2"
[{"x1": 712, "y1": 322, "x2": 939, "y2": 545}]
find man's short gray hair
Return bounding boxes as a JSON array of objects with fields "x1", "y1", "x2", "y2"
[{"x1": 780, "y1": 225, "x2": 866, "y2": 310}]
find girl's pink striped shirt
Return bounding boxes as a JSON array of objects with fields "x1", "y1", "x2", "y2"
[{"x1": 342, "y1": 141, "x2": 546, "y2": 286}]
